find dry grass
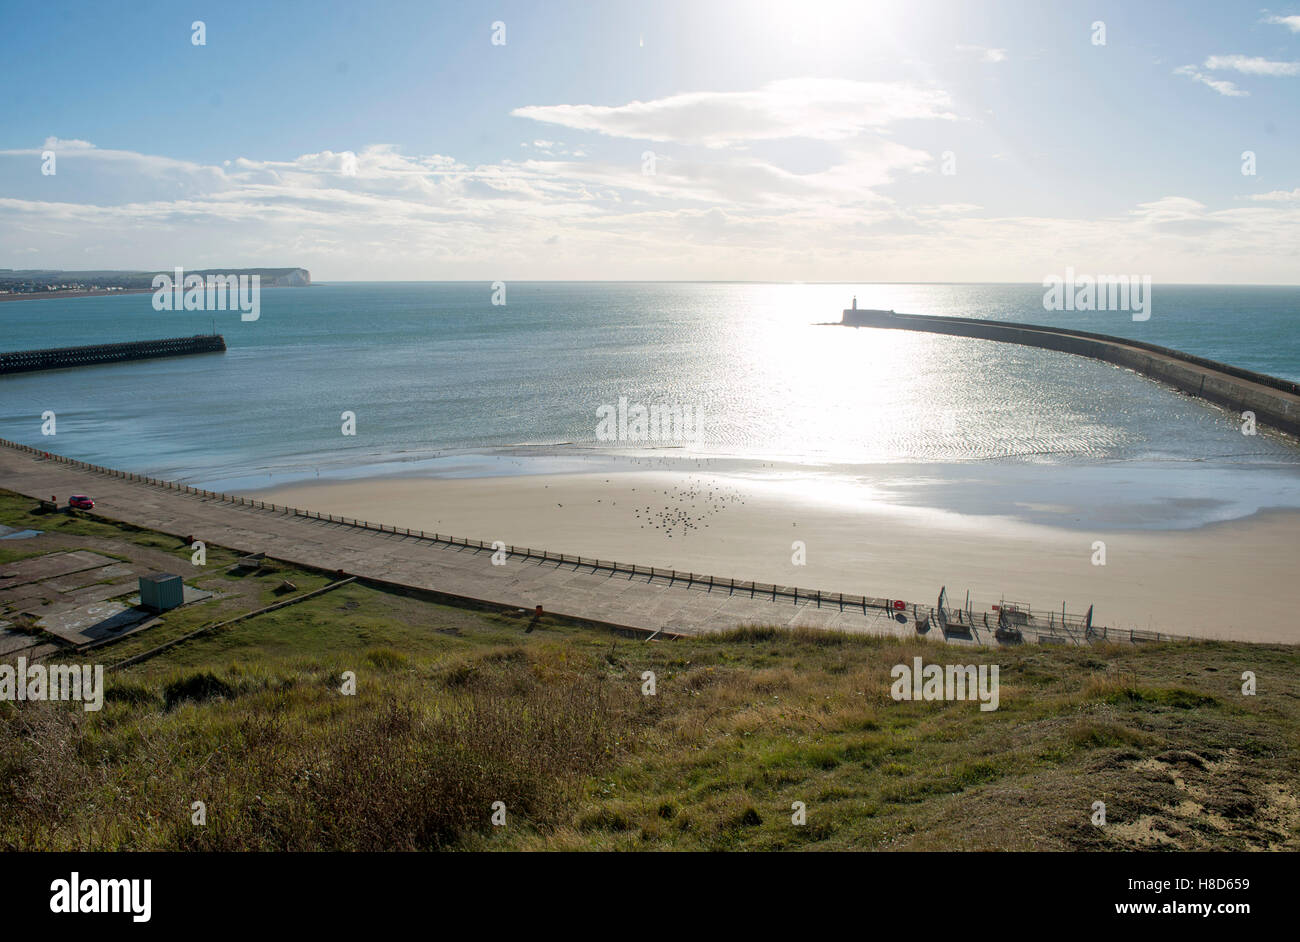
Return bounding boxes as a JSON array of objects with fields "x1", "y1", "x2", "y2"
[{"x1": 0, "y1": 653, "x2": 631, "y2": 850}]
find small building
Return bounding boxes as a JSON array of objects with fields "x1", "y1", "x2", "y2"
[{"x1": 139, "y1": 572, "x2": 184, "y2": 612}]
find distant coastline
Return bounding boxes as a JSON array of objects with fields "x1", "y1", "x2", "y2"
[
  {"x1": 0, "y1": 267, "x2": 311, "y2": 302},
  {"x1": 0, "y1": 287, "x2": 154, "y2": 303},
  {"x1": 0, "y1": 284, "x2": 314, "y2": 304}
]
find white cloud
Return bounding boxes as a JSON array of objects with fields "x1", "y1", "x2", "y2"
[
  {"x1": 957, "y1": 44, "x2": 1008, "y2": 63},
  {"x1": 508, "y1": 136, "x2": 931, "y2": 210},
  {"x1": 1203, "y1": 54, "x2": 1300, "y2": 76},
  {"x1": 1173, "y1": 65, "x2": 1249, "y2": 96},
  {"x1": 42, "y1": 137, "x2": 96, "y2": 151},
  {"x1": 1, "y1": 138, "x2": 1298, "y2": 282},
  {"x1": 1130, "y1": 196, "x2": 1223, "y2": 231},
  {"x1": 913, "y1": 203, "x2": 983, "y2": 216},
  {"x1": 1262, "y1": 14, "x2": 1300, "y2": 32},
  {"x1": 1248, "y1": 188, "x2": 1300, "y2": 202},
  {"x1": 511, "y1": 78, "x2": 955, "y2": 148}
]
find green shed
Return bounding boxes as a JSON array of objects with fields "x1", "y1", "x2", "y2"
[{"x1": 139, "y1": 572, "x2": 184, "y2": 612}]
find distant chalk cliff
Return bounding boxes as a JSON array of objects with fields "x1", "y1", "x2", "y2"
[{"x1": 265, "y1": 268, "x2": 311, "y2": 286}]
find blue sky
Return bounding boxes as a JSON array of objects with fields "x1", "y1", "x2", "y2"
[{"x1": 2, "y1": 0, "x2": 1298, "y2": 281}]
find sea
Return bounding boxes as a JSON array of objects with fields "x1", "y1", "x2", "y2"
[{"x1": 2, "y1": 282, "x2": 1299, "y2": 530}]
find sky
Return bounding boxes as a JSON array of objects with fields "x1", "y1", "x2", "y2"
[{"x1": 1, "y1": 0, "x2": 1298, "y2": 282}]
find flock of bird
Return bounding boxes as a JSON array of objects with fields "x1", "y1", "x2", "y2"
[{"x1": 630, "y1": 476, "x2": 745, "y2": 538}]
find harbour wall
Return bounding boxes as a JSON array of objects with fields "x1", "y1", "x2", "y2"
[
  {"x1": 841, "y1": 310, "x2": 1300, "y2": 438},
  {"x1": 0, "y1": 334, "x2": 227, "y2": 375}
]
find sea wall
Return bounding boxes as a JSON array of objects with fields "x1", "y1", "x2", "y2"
[
  {"x1": 0, "y1": 334, "x2": 227, "y2": 375},
  {"x1": 841, "y1": 310, "x2": 1300, "y2": 438}
]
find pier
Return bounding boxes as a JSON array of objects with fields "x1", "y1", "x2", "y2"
[
  {"x1": 840, "y1": 310, "x2": 1300, "y2": 438},
  {"x1": 0, "y1": 334, "x2": 226, "y2": 376}
]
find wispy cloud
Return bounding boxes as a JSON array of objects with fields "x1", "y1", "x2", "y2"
[
  {"x1": 3, "y1": 134, "x2": 1298, "y2": 282},
  {"x1": 1174, "y1": 65, "x2": 1249, "y2": 96},
  {"x1": 1203, "y1": 54, "x2": 1300, "y2": 76},
  {"x1": 1261, "y1": 14, "x2": 1300, "y2": 32},
  {"x1": 956, "y1": 44, "x2": 1008, "y2": 63},
  {"x1": 511, "y1": 78, "x2": 955, "y2": 148},
  {"x1": 1248, "y1": 188, "x2": 1300, "y2": 202},
  {"x1": 42, "y1": 137, "x2": 96, "y2": 151}
]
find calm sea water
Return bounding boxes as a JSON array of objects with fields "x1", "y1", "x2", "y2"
[{"x1": 1, "y1": 283, "x2": 1298, "y2": 508}]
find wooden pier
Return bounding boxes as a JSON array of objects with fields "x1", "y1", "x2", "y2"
[{"x1": 0, "y1": 334, "x2": 226, "y2": 376}]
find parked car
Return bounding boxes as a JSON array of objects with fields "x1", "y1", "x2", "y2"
[{"x1": 68, "y1": 495, "x2": 94, "y2": 510}]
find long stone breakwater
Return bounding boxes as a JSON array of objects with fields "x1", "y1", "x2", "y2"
[
  {"x1": 840, "y1": 310, "x2": 1300, "y2": 438},
  {"x1": 0, "y1": 335, "x2": 226, "y2": 375}
]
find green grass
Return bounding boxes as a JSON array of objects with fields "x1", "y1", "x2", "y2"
[
  {"x1": 0, "y1": 490, "x2": 252, "y2": 568},
  {"x1": 2, "y1": 490, "x2": 1298, "y2": 851},
  {"x1": 0, "y1": 544, "x2": 50, "y2": 567},
  {"x1": 6, "y1": 618, "x2": 1294, "y2": 851}
]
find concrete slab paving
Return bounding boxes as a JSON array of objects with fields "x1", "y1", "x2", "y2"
[
  {"x1": 0, "y1": 587, "x2": 51, "y2": 608},
  {"x1": 64, "y1": 581, "x2": 141, "y2": 605},
  {"x1": 36, "y1": 600, "x2": 159, "y2": 646},
  {"x1": 0, "y1": 632, "x2": 44, "y2": 658},
  {"x1": 0, "y1": 550, "x2": 120, "y2": 591},
  {"x1": 37, "y1": 562, "x2": 135, "y2": 594}
]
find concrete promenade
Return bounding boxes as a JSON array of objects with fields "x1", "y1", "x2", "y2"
[{"x1": 0, "y1": 442, "x2": 951, "y2": 644}]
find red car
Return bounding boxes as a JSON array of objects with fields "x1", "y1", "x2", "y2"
[{"x1": 68, "y1": 495, "x2": 94, "y2": 510}]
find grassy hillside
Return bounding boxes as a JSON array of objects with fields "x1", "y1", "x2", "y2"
[{"x1": 1, "y1": 493, "x2": 1297, "y2": 851}]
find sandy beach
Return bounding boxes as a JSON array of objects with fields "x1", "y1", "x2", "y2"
[{"x1": 255, "y1": 469, "x2": 1300, "y2": 643}]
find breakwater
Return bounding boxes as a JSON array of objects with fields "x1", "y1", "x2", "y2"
[
  {"x1": 0, "y1": 335, "x2": 226, "y2": 375},
  {"x1": 840, "y1": 310, "x2": 1300, "y2": 438}
]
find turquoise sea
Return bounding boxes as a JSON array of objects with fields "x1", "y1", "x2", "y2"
[{"x1": 2, "y1": 282, "x2": 1298, "y2": 529}]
